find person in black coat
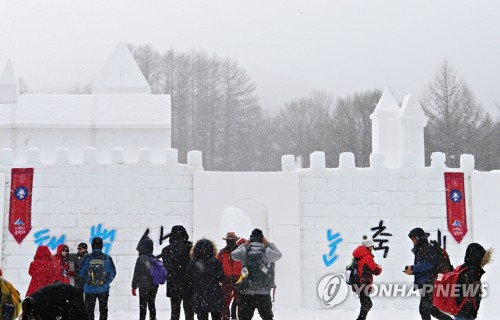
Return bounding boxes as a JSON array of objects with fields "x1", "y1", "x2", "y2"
[
  {"x1": 69, "y1": 242, "x2": 89, "y2": 293},
  {"x1": 20, "y1": 282, "x2": 88, "y2": 320},
  {"x1": 455, "y1": 243, "x2": 492, "y2": 320},
  {"x1": 186, "y1": 239, "x2": 224, "y2": 320},
  {"x1": 404, "y1": 227, "x2": 452, "y2": 320},
  {"x1": 161, "y1": 225, "x2": 194, "y2": 320},
  {"x1": 132, "y1": 232, "x2": 159, "y2": 320}
]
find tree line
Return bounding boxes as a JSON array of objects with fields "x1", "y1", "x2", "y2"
[{"x1": 129, "y1": 44, "x2": 498, "y2": 171}]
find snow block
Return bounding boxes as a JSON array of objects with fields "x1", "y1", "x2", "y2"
[
  {"x1": 309, "y1": 151, "x2": 325, "y2": 171},
  {"x1": 187, "y1": 150, "x2": 203, "y2": 170},
  {"x1": 56, "y1": 147, "x2": 70, "y2": 164},
  {"x1": 26, "y1": 148, "x2": 41, "y2": 164},
  {"x1": 430, "y1": 152, "x2": 446, "y2": 169},
  {"x1": 281, "y1": 155, "x2": 296, "y2": 171},
  {"x1": 339, "y1": 152, "x2": 355, "y2": 169},
  {"x1": 138, "y1": 148, "x2": 152, "y2": 164},
  {"x1": 460, "y1": 154, "x2": 475, "y2": 174},
  {"x1": 370, "y1": 153, "x2": 385, "y2": 168},
  {"x1": 111, "y1": 148, "x2": 125, "y2": 164},
  {"x1": 166, "y1": 148, "x2": 178, "y2": 165},
  {"x1": 83, "y1": 147, "x2": 98, "y2": 164}
]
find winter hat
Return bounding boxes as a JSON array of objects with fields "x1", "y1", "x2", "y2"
[
  {"x1": 408, "y1": 228, "x2": 430, "y2": 240},
  {"x1": 136, "y1": 229, "x2": 154, "y2": 255},
  {"x1": 250, "y1": 228, "x2": 264, "y2": 243},
  {"x1": 91, "y1": 237, "x2": 103, "y2": 249},
  {"x1": 78, "y1": 243, "x2": 88, "y2": 250},
  {"x1": 464, "y1": 243, "x2": 487, "y2": 266},
  {"x1": 168, "y1": 225, "x2": 189, "y2": 242},
  {"x1": 362, "y1": 235, "x2": 375, "y2": 248}
]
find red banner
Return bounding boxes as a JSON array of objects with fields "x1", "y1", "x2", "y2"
[
  {"x1": 9, "y1": 168, "x2": 34, "y2": 244},
  {"x1": 444, "y1": 172, "x2": 467, "y2": 244}
]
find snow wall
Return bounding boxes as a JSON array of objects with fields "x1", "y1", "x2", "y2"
[{"x1": 0, "y1": 148, "x2": 497, "y2": 314}]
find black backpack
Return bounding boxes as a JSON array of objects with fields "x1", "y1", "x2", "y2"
[
  {"x1": 430, "y1": 240, "x2": 453, "y2": 274},
  {"x1": 345, "y1": 258, "x2": 360, "y2": 285},
  {"x1": 240, "y1": 246, "x2": 273, "y2": 291},
  {"x1": 86, "y1": 253, "x2": 107, "y2": 287}
]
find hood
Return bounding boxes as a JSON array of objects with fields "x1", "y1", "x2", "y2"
[
  {"x1": 56, "y1": 244, "x2": 69, "y2": 257},
  {"x1": 464, "y1": 243, "x2": 487, "y2": 266},
  {"x1": 353, "y1": 245, "x2": 373, "y2": 259},
  {"x1": 34, "y1": 246, "x2": 53, "y2": 261},
  {"x1": 191, "y1": 239, "x2": 217, "y2": 261},
  {"x1": 137, "y1": 232, "x2": 154, "y2": 255},
  {"x1": 169, "y1": 225, "x2": 189, "y2": 243},
  {"x1": 409, "y1": 228, "x2": 430, "y2": 247}
]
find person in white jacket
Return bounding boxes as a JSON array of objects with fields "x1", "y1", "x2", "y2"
[{"x1": 231, "y1": 228, "x2": 282, "y2": 320}]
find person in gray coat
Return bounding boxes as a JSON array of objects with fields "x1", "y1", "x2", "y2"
[{"x1": 231, "y1": 228, "x2": 282, "y2": 320}]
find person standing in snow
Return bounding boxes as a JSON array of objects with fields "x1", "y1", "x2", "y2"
[
  {"x1": 26, "y1": 246, "x2": 61, "y2": 297},
  {"x1": 132, "y1": 232, "x2": 159, "y2": 320},
  {"x1": 218, "y1": 232, "x2": 245, "y2": 320},
  {"x1": 54, "y1": 244, "x2": 72, "y2": 284},
  {"x1": 351, "y1": 235, "x2": 382, "y2": 320},
  {"x1": 186, "y1": 239, "x2": 225, "y2": 320},
  {"x1": 161, "y1": 225, "x2": 194, "y2": 320},
  {"x1": 454, "y1": 243, "x2": 492, "y2": 320},
  {"x1": 231, "y1": 228, "x2": 282, "y2": 320},
  {"x1": 69, "y1": 242, "x2": 90, "y2": 292},
  {"x1": 79, "y1": 237, "x2": 117, "y2": 320},
  {"x1": 404, "y1": 228, "x2": 453, "y2": 320}
]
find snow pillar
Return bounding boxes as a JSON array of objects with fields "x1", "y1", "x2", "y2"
[
  {"x1": 0, "y1": 60, "x2": 19, "y2": 104},
  {"x1": 370, "y1": 88, "x2": 401, "y2": 168},
  {"x1": 399, "y1": 94, "x2": 428, "y2": 168},
  {"x1": 281, "y1": 155, "x2": 296, "y2": 171}
]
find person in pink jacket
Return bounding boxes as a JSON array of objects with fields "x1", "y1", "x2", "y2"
[{"x1": 351, "y1": 236, "x2": 382, "y2": 320}]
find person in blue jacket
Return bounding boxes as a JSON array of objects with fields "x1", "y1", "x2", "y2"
[
  {"x1": 404, "y1": 228, "x2": 452, "y2": 320},
  {"x1": 79, "y1": 237, "x2": 117, "y2": 320}
]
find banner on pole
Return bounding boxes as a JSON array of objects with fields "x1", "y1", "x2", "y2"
[
  {"x1": 444, "y1": 172, "x2": 467, "y2": 244},
  {"x1": 9, "y1": 168, "x2": 34, "y2": 244}
]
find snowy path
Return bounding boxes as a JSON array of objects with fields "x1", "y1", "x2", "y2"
[{"x1": 109, "y1": 307, "x2": 494, "y2": 319}]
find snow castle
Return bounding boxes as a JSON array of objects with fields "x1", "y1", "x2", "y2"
[{"x1": 0, "y1": 45, "x2": 498, "y2": 313}]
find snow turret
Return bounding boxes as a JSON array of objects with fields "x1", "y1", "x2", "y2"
[
  {"x1": 400, "y1": 94, "x2": 428, "y2": 167},
  {"x1": 370, "y1": 87, "x2": 401, "y2": 168},
  {"x1": 92, "y1": 43, "x2": 151, "y2": 94},
  {"x1": 0, "y1": 60, "x2": 19, "y2": 103}
]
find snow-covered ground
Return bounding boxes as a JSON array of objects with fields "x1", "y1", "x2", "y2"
[{"x1": 109, "y1": 307, "x2": 494, "y2": 319}]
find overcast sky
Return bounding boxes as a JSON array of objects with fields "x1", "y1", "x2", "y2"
[{"x1": 1, "y1": 0, "x2": 499, "y2": 115}]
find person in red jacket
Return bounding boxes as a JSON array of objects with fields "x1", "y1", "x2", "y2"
[
  {"x1": 217, "y1": 232, "x2": 245, "y2": 320},
  {"x1": 26, "y1": 246, "x2": 61, "y2": 297},
  {"x1": 351, "y1": 235, "x2": 382, "y2": 320},
  {"x1": 53, "y1": 244, "x2": 73, "y2": 284}
]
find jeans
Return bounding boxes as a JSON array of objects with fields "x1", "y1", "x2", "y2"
[
  {"x1": 239, "y1": 294, "x2": 273, "y2": 320},
  {"x1": 170, "y1": 295, "x2": 195, "y2": 320},
  {"x1": 85, "y1": 291, "x2": 109, "y2": 320},
  {"x1": 139, "y1": 286, "x2": 158, "y2": 320}
]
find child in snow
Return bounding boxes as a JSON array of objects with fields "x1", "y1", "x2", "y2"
[
  {"x1": 132, "y1": 232, "x2": 159, "y2": 320},
  {"x1": 351, "y1": 235, "x2": 382, "y2": 320},
  {"x1": 186, "y1": 239, "x2": 225, "y2": 320},
  {"x1": 26, "y1": 246, "x2": 61, "y2": 297}
]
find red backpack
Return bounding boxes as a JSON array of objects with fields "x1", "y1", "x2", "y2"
[{"x1": 433, "y1": 266, "x2": 475, "y2": 315}]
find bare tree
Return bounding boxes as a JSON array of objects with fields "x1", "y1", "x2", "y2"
[
  {"x1": 421, "y1": 61, "x2": 489, "y2": 168},
  {"x1": 332, "y1": 89, "x2": 381, "y2": 167},
  {"x1": 274, "y1": 91, "x2": 335, "y2": 167}
]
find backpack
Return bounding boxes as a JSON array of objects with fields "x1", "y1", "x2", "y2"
[
  {"x1": 433, "y1": 266, "x2": 473, "y2": 315},
  {"x1": 87, "y1": 254, "x2": 107, "y2": 287},
  {"x1": 430, "y1": 240, "x2": 454, "y2": 274},
  {"x1": 345, "y1": 258, "x2": 360, "y2": 285},
  {"x1": 0, "y1": 277, "x2": 21, "y2": 320},
  {"x1": 149, "y1": 257, "x2": 167, "y2": 285},
  {"x1": 239, "y1": 246, "x2": 273, "y2": 291}
]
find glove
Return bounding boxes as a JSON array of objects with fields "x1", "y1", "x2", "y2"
[{"x1": 132, "y1": 288, "x2": 137, "y2": 296}]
